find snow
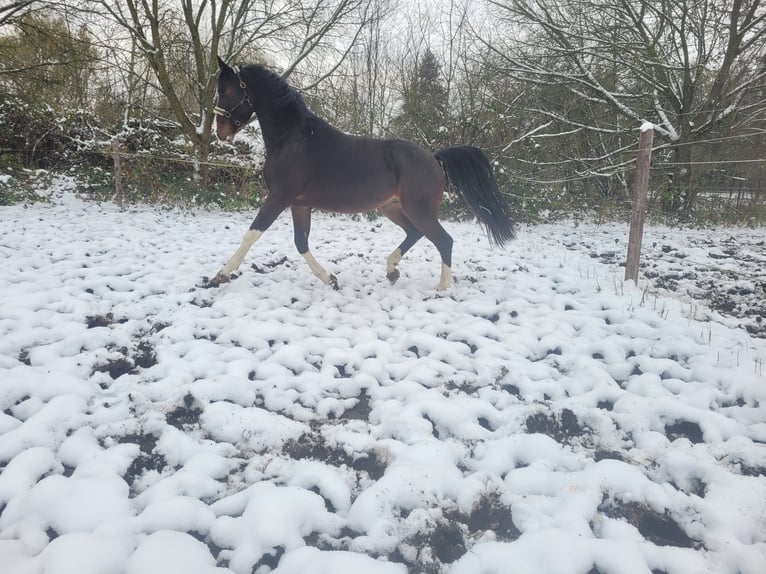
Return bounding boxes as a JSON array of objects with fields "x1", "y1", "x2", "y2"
[{"x1": 0, "y1": 190, "x2": 764, "y2": 574}]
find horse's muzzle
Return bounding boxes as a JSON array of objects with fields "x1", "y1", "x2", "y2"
[{"x1": 215, "y1": 118, "x2": 235, "y2": 142}]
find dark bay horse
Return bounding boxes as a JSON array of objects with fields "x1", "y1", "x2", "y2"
[{"x1": 212, "y1": 56, "x2": 515, "y2": 291}]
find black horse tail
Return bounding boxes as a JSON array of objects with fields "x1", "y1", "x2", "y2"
[{"x1": 434, "y1": 146, "x2": 516, "y2": 247}]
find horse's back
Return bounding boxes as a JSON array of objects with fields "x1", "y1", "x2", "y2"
[{"x1": 263, "y1": 116, "x2": 444, "y2": 213}]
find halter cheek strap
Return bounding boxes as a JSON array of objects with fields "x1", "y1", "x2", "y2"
[{"x1": 213, "y1": 65, "x2": 254, "y2": 128}]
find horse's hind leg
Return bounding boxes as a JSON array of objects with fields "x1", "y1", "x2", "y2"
[
  {"x1": 214, "y1": 194, "x2": 288, "y2": 282},
  {"x1": 419, "y1": 220, "x2": 454, "y2": 291},
  {"x1": 400, "y1": 198, "x2": 454, "y2": 291},
  {"x1": 379, "y1": 201, "x2": 423, "y2": 284},
  {"x1": 291, "y1": 206, "x2": 338, "y2": 289}
]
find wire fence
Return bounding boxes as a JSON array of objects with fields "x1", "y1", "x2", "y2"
[{"x1": 2, "y1": 130, "x2": 764, "y2": 221}]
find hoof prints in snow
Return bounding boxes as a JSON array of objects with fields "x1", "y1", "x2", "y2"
[{"x1": 0, "y1": 201, "x2": 765, "y2": 574}]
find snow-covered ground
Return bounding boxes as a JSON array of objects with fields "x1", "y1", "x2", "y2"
[{"x1": 1, "y1": 188, "x2": 765, "y2": 574}]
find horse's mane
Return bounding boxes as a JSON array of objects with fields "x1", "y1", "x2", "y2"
[{"x1": 242, "y1": 64, "x2": 307, "y2": 112}]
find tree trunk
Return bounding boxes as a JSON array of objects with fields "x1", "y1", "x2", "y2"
[
  {"x1": 666, "y1": 143, "x2": 693, "y2": 214},
  {"x1": 196, "y1": 132, "x2": 212, "y2": 185}
]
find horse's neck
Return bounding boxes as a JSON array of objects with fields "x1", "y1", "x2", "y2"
[
  {"x1": 250, "y1": 93, "x2": 307, "y2": 152},
  {"x1": 254, "y1": 104, "x2": 306, "y2": 152}
]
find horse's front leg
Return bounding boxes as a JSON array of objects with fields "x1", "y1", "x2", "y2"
[
  {"x1": 213, "y1": 194, "x2": 288, "y2": 283},
  {"x1": 292, "y1": 206, "x2": 338, "y2": 289}
]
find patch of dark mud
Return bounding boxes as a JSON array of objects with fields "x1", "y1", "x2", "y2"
[
  {"x1": 640, "y1": 236, "x2": 766, "y2": 338},
  {"x1": 708, "y1": 290, "x2": 738, "y2": 313},
  {"x1": 593, "y1": 449, "x2": 626, "y2": 463},
  {"x1": 589, "y1": 250, "x2": 619, "y2": 265},
  {"x1": 190, "y1": 295, "x2": 214, "y2": 307},
  {"x1": 654, "y1": 273, "x2": 682, "y2": 291},
  {"x1": 17, "y1": 349, "x2": 31, "y2": 365},
  {"x1": 720, "y1": 396, "x2": 747, "y2": 408},
  {"x1": 744, "y1": 315, "x2": 766, "y2": 338},
  {"x1": 589, "y1": 567, "x2": 668, "y2": 574},
  {"x1": 389, "y1": 521, "x2": 466, "y2": 573},
  {"x1": 481, "y1": 311, "x2": 501, "y2": 323},
  {"x1": 596, "y1": 400, "x2": 614, "y2": 411},
  {"x1": 85, "y1": 313, "x2": 129, "y2": 329},
  {"x1": 133, "y1": 340, "x2": 157, "y2": 369},
  {"x1": 729, "y1": 459, "x2": 766, "y2": 477},
  {"x1": 307, "y1": 485, "x2": 337, "y2": 513},
  {"x1": 423, "y1": 414, "x2": 443, "y2": 439},
  {"x1": 251, "y1": 545, "x2": 285, "y2": 571},
  {"x1": 117, "y1": 432, "x2": 159, "y2": 454},
  {"x1": 150, "y1": 321, "x2": 171, "y2": 334},
  {"x1": 198, "y1": 272, "x2": 237, "y2": 289},
  {"x1": 664, "y1": 420, "x2": 704, "y2": 444},
  {"x1": 669, "y1": 476, "x2": 707, "y2": 498},
  {"x1": 599, "y1": 499, "x2": 698, "y2": 548},
  {"x1": 428, "y1": 521, "x2": 466, "y2": 564},
  {"x1": 282, "y1": 432, "x2": 387, "y2": 480},
  {"x1": 283, "y1": 433, "x2": 339, "y2": 462},
  {"x1": 407, "y1": 345, "x2": 423, "y2": 358},
  {"x1": 166, "y1": 392, "x2": 203, "y2": 428},
  {"x1": 94, "y1": 351, "x2": 134, "y2": 379},
  {"x1": 334, "y1": 363, "x2": 352, "y2": 378},
  {"x1": 448, "y1": 491, "x2": 521, "y2": 541},
  {"x1": 445, "y1": 379, "x2": 482, "y2": 395},
  {"x1": 528, "y1": 346, "x2": 563, "y2": 363},
  {"x1": 303, "y1": 528, "x2": 359, "y2": 554},
  {"x1": 118, "y1": 432, "x2": 168, "y2": 485},
  {"x1": 187, "y1": 530, "x2": 223, "y2": 564},
  {"x1": 124, "y1": 451, "x2": 166, "y2": 483},
  {"x1": 85, "y1": 312, "x2": 115, "y2": 328},
  {"x1": 382, "y1": 494, "x2": 521, "y2": 573},
  {"x1": 477, "y1": 416, "x2": 493, "y2": 431},
  {"x1": 92, "y1": 340, "x2": 157, "y2": 379},
  {"x1": 340, "y1": 391, "x2": 371, "y2": 421},
  {"x1": 525, "y1": 407, "x2": 588, "y2": 444},
  {"x1": 251, "y1": 256, "x2": 288, "y2": 273},
  {"x1": 455, "y1": 339, "x2": 479, "y2": 354},
  {"x1": 350, "y1": 451, "x2": 387, "y2": 481}
]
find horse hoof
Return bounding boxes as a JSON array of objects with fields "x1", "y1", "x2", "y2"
[
  {"x1": 211, "y1": 272, "x2": 232, "y2": 287},
  {"x1": 387, "y1": 269, "x2": 400, "y2": 284},
  {"x1": 329, "y1": 274, "x2": 339, "y2": 290}
]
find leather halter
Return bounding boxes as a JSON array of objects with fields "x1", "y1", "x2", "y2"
[{"x1": 213, "y1": 66, "x2": 254, "y2": 128}]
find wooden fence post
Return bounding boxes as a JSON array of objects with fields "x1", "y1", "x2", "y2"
[
  {"x1": 625, "y1": 124, "x2": 654, "y2": 283},
  {"x1": 112, "y1": 137, "x2": 123, "y2": 209}
]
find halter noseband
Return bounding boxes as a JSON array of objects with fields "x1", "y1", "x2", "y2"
[{"x1": 213, "y1": 65, "x2": 253, "y2": 128}]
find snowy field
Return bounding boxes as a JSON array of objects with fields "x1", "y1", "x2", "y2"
[{"x1": 1, "y1": 187, "x2": 765, "y2": 574}]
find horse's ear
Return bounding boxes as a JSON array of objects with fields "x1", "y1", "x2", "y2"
[{"x1": 217, "y1": 56, "x2": 230, "y2": 73}]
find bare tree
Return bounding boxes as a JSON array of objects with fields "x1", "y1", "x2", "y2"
[
  {"x1": 0, "y1": 1, "x2": 36, "y2": 27},
  {"x1": 88, "y1": 0, "x2": 372, "y2": 176},
  {"x1": 483, "y1": 0, "x2": 766, "y2": 211},
  {"x1": 0, "y1": 11, "x2": 99, "y2": 109},
  {"x1": 314, "y1": 0, "x2": 396, "y2": 136}
]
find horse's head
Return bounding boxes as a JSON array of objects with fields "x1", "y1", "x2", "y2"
[{"x1": 214, "y1": 56, "x2": 254, "y2": 142}]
